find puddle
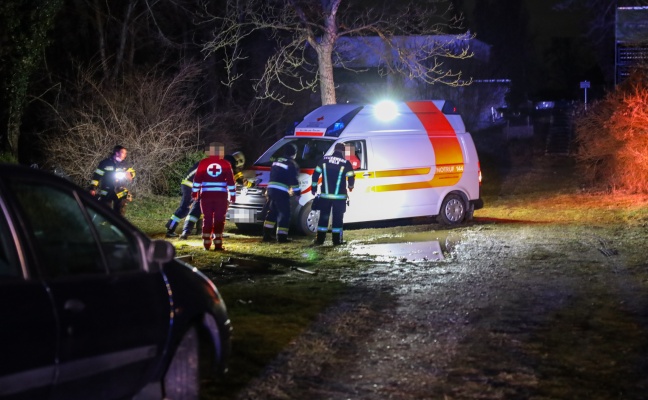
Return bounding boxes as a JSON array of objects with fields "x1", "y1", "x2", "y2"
[{"x1": 346, "y1": 231, "x2": 461, "y2": 262}]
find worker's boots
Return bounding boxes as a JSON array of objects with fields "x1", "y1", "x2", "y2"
[
  {"x1": 202, "y1": 233, "x2": 212, "y2": 250},
  {"x1": 262, "y1": 227, "x2": 274, "y2": 242},
  {"x1": 277, "y1": 233, "x2": 292, "y2": 243},
  {"x1": 332, "y1": 232, "x2": 344, "y2": 246},
  {"x1": 165, "y1": 220, "x2": 178, "y2": 238},
  {"x1": 312, "y1": 231, "x2": 326, "y2": 246},
  {"x1": 181, "y1": 220, "x2": 195, "y2": 239}
]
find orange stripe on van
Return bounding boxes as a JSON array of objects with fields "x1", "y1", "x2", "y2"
[
  {"x1": 406, "y1": 101, "x2": 464, "y2": 186},
  {"x1": 355, "y1": 168, "x2": 430, "y2": 179}
]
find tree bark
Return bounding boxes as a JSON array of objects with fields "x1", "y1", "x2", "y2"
[{"x1": 316, "y1": 0, "x2": 340, "y2": 105}]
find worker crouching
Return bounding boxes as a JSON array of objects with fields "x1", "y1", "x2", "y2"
[{"x1": 263, "y1": 143, "x2": 301, "y2": 243}]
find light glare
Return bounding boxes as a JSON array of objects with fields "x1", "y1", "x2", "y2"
[{"x1": 374, "y1": 101, "x2": 398, "y2": 121}]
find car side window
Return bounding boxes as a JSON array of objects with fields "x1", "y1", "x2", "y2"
[
  {"x1": 11, "y1": 182, "x2": 105, "y2": 278},
  {"x1": 84, "y1": 203, "x2": 139, "y2": 273},
  {"x1": 0, "y1": 209, "x2": 21, "y2": 279}
]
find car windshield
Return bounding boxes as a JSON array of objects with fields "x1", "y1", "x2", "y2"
[{"x1": 255, "y1": 138, "x2": 335, "y2": 169}]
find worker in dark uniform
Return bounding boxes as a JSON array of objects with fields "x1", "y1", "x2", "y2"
[
  {"x1": 89, "y1": 145, "x2": 135, "y2": 216},
  {"x1": 164, "y1": 160, "x2": 202, "y2": 238},
  {"x1": 192, "y1": 142, "x2": 236, "y2": 251},
  {"x1": 263, "y1": 143, "x2": 301, "y2": 243},
  {"x1": 311, "y1": 142, "x2": 355, "y2": 245}
]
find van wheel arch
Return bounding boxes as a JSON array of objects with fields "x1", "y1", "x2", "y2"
[{"x1": 437, "y1": 192, "x2": 469, "y2": 226}]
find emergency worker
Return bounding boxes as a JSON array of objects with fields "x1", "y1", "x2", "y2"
[
  {"x1": 224, "y1": 151, "x2": 247, "y2": 185},
  {"x1": 311, "y1": 143, "x2": 355, "y2": 245},
  {"x1": 192, "y1": 142, "x2": 236, "y2": 251},
  {"x1": 164, "y1": 159, "x2": 202, "y2": 238},
  {"x1": 89, "y1": 145, "x2": 135, "y2": 216},
  {"x1": 263, "y1": 143, "x2": 301, "y2": 243}
]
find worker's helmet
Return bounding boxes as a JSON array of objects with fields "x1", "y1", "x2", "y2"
[
  {"x1": 284, "y1": 143, "x2": 298, "y2": 158},
  {"x1": 231, "y1": 151, "x2": 245, "y2": 169},
  {"x1": 224, "y1": 155, "x2": 236, "y2": 168}
]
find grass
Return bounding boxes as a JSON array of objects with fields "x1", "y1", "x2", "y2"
[{"x1": 125, "y1": 146, "x2": 648, "y2": 399}]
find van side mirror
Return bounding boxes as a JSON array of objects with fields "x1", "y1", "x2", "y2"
[{"x1": 146, "y1": 240, "x2": 176, "y2": 272}]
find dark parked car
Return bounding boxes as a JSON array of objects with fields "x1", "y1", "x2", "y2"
[{"x1": 0, "y1": 164, "x2": 231, "y2": 400}]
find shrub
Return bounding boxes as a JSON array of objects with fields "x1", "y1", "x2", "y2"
[
  {"x1": 573, "y1": 71, "x2": 648, "y2": 193},
  {"x1": 159, "y1": 151, "x2": 205, "y2": 196},
  {"x1": 42, "y1": 63, "x2": 233, "y2": 196}
]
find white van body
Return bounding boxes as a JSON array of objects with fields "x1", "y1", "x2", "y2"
[{"x1": 227, "y1": 100, "x2": 483, "y2": 234}]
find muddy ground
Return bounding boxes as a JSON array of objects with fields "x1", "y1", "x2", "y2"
[
  {"x1": 225, "y1": 221, "x2": 648, "y2": 400},
  {"x1": 205, "y1": 148, "x2": 648, "y2": 399}
]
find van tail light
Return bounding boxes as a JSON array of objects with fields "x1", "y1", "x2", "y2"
[{"x1": 478, "y1": 162, "x2": 482, "y2": 185}]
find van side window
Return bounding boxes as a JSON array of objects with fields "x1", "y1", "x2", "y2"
[{"x1": 343, "y1": 140, "x2": 366, "y2": 170}]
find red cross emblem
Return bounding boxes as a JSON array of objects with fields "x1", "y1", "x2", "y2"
[{"x1": 207, "y1": 163, "x2": 222, "y2": 177}]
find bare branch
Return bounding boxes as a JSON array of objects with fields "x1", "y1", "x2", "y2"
[{"x1": 203, "y1": 0, "x2": 473, "y2": 105}]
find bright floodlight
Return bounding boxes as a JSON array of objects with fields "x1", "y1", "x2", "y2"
[{"x1": 374, "y1": 100, "x2": 398, "y2": 121}]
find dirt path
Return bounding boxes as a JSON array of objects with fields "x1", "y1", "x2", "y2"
[{"x1": 234, "y1": 223, "x2": 648, "y2": 399}]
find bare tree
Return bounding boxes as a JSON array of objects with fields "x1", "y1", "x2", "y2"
[{"x1": 203, "y1": 0, "x2": 472, "y2": 105}]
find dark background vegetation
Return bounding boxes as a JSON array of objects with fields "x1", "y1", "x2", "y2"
[{"x1": 1, "y1": 0, "x2": 647, "y2": 194}]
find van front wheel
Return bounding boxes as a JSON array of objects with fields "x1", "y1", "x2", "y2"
[
  {"x1": 297, "y1": 202, "x2": 319, "y2": 236},
  {"x1": 437, "y1": 194, "x2": 466, "y2": 225}
]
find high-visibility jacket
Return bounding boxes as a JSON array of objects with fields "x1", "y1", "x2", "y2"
[
  {"x1": 311, "y1": 151, "x2": 355, "y2": 200},
  {"x1": 89, "y1": 157, "x2": 135, "y2": 196},
  {"x1": 267, "y1": 157, "x2": 301, "y2": 196},
  {"x1": 181, "y1": 161, "x2": 200, "y2": 188},
  {"x1": 192, "y1": 156, "x2": 236, "y2": 201}
]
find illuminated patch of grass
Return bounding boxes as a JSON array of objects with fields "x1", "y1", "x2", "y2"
[{"x1": 125, "y1": 194, "x2": 179, "y2": 234}]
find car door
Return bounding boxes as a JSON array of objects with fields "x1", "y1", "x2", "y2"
[
  {"x1": 0, "y1": 198, "x2": 57, "y2": 400},
  {"x1": 6, "y1": 177, "x2": 170, "y2": 400}
]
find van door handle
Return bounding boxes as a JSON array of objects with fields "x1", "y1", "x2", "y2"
[
  {"x1": 362, "y1": 172, "x2": 371, "y2": 177},
  {"x1": 64, "y1": 299, "x2": 86, "y2": 312}
]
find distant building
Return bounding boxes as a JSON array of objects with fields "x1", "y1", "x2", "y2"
[
  {"x1": 615, "y1": 6, "x2": 648, "y2": 84},
  {"x1": 330, "y1": 35, "x2": 509, "y2": 131}
]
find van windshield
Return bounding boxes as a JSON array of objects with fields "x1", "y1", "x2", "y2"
[{"x1": 255, "y1": 138, "x2": 335, "y2": 169}]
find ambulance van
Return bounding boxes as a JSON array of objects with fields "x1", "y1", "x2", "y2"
[{"x1": 226, "y1": 100, "x2": 483, "y2": 235}]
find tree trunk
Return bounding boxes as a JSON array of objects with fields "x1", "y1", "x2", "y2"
[
  {"x1": 317, "y1": 0, "x2": 340, "y2": 105},
  {"x1": 112, "y1": 0, "x2": 136, "y2": 80},
  {"x1": 318, "y1": 43, "x2": 336, "y2": 105}
]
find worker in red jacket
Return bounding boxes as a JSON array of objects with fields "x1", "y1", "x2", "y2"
[{"x1": 192, "y1": 142, "x2": 236, "y2": 251}]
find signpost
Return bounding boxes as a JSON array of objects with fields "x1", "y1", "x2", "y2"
[{"x1": 580, "y1": 80, "x2": 590, "y2": 110}]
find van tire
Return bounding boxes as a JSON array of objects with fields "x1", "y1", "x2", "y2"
[
  {"x1": 297, "y1": 201, "x2": 319, "y2": 236},
  {"x1": 437, "y1": 194, "x2": 466, "y2": 225}
]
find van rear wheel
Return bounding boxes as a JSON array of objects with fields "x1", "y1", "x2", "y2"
[{"x1": 437, "y1": 194, "x2": 466, "y2": 225}]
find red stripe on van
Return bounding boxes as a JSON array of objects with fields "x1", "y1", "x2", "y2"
[
  {"x1": 406, "y1": 101, "x2": 464, "y2": 186},
  {"x1": 295, "y1": 131, "x2": 325, "y2": 137}
]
